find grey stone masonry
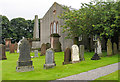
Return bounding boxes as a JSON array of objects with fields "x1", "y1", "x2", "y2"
[
  {"x1": 44, "y1": 48, "x2": 56, "y2": 69},
  {"x1": 16, "y1": 38, "x2": 34, "y2": 72}
]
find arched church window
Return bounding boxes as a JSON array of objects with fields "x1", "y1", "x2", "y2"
[
  {"x1": 56, "y1": 22, "x2": 59, "y2": 33},
  {"x1": 53, "y1": 22, "x2": 56, "y2": 33},
  {"x1": 50, "y1": 23, "x2": 53, "y2": 34}
]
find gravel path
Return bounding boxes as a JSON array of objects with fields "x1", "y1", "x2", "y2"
[{"x1": 56, "y1": 62, "x2": 119, "y2": 80}]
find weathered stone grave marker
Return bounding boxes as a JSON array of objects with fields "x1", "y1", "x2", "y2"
[
  {"x1": 107, "y1": 39, "x2": 113, "y2": 56},
  {"x1": 34, "y1": 50, "x2": 39, "y2": 57},
  {"x1": 71, "y1": 45, "x2": 80, "y2": 63},
  {"x1": 44, "y1": 48, "x2": 56, "y2": 69},
  {"x1": 63, "y1": 47, "x2": 71, "y2": 65},
  {"x1": 113, "y1": 42, "x2": 117, "y2": 55},
  {"x1": 16, "y1": 38, "x2": 34, "y2": 72},
  {"x1": 40, "y1": 43, "x2": 46, "y2": 56},
  {"x1": 0, "y1": 44, "x2": 7, "y2": 60},
  {"x1": 79, "y1": 45, "x2": 85, "y2": 61}
]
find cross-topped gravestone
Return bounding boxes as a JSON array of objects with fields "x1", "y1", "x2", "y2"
[
  {"x1": 16, "y1": 38, "x2": 34, "y2": 72},
  {"x1": 79, "y1": 45, "x2": 85, "y2": 61},
  {"x1": 96, "y1": 38, "x2": 102, "y2": 56},
  {"x1": 44, "y1": 48, "x2": 56, "y2": 69},
  {"x1": 0, "y1": 44, "x2": 7, "y2": 60},
  {"x1": 63, "y1": 47, "x2": 71, "y2": 65},
  {"x1": 71, "y1": 45, "x2": 80, "y2": 63},
  {"x1": 34, "y1": 50, "x2": 39, "y2": 57}
]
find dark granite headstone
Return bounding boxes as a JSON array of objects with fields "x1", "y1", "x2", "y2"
[
  {"x1": 10, "y1": 44, "x2": 15, "y2": 53},
  {"x1": 16, "y1": 38, "x2": 34, "y2": 72},
  {"x1": 91, "y1": 53, "x2": 100, "y2": 60},
  {"x1": 0, "y1": 44, "x2": 7, "y2": 60},
  {"x1": 44, "y1": 48, "x2": 56, "y2": 69},
  {"x1": 63, "y1": 48, "x2": 71, "y2": 65},
  {"x1": 40, "y1": 43, "x2": 46, "y2": 56}
]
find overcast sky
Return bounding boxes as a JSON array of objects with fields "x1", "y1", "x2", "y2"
[{"x1": 0, "y1": 0, "x2": 91, "y2": 20}]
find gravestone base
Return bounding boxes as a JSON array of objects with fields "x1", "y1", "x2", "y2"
[
  {"x1": 2, "y1": 57, "x2": 7, "y2": 60},
  {"x1": 63, "y1": 61, "x2": 71, "y2": 65},
  {"x1": 16, "y1": 61, "x2": 34, "y2": 72},
  {"x1": 98, "y1": 53, "x2": 102, "y2": 57},
  {"x1": 91, "y1": 53, "x2": 101, "y2": 60},
  {"x1": 16, "y1": 66, "x2": 34, "y2": 72},
  {"x1": 72, "y1": 61, "x2": 80, "y2": 63},
  {"x1": 44, "y1": 63, "x2": 56, "y2": 69},
  {"x1": 80, "y1": 58, "x2": 85, "y2": 61}
]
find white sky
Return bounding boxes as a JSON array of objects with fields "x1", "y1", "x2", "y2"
[{"x1": 0, "y1": 0, "x2": 91, "y2": 20}]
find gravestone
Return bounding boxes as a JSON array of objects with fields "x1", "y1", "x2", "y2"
[
  {"x1": 34, "y1": 50, "x2": 39, "y2": 57},
  {"x1": 46, "y1": 43, "x2": 51, "y2": 49},
  {"x1": 79, "y1": 45, "x2": 85, "y2": 61},
  {"x1": 32, "y1": 15, "x2": 40, "y2": 49},
  {"x1": 17, "y1": 38, "x2": 23, "y2": 53},
  {"x1": 14, "y1": 42, "x2": 18, "y2": 50},
  {"x1": 5, "y1": 38, "x2": 11, "y2": 51},
  {"x1": 63, "y1": 48, "x2": 71, "y2": 65},
  {"x1": 44, "y1": 48, "x2": 56, "y2": 69},
  {"x1": 91, "y1": 42, "x2": 101, "y2": 60},
  {"x1": 96, "y1": 38, "x2": 102, "y2": 56},
  {"x1": 0, "y1": 44, "x2": 7, "y2": 60},
  {"x1": 71, "y1": 45, "x2": 80, "y2": 63},
  {"x1": 16, "y1": 38, "x2": 34, "y2": 72},
  {"x1": 40, "y1": 43, "x2": 46, "y2": 56},
  {"x1": 10, "y1": 44, "x2": 15, "y2": 53},
  {"x1": 113, "y1": 42, "x2": 117, "y2": 55},
  {"x1": 91, "y1": 53, "x2": 101, "y2": 60},
  {"x1": 107, "y1": 39, "x2": 113, "y2": 56}
]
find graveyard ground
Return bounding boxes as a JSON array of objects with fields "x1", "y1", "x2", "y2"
[
  {"x1": 2, "y1": 51, "x2": 119, "y2": 80},
  {"x1": 95, "y1": 70, "x2": 119, "y2": 80}
]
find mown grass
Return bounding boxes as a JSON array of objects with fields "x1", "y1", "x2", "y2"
[
  {"x1": 96, "y1": 70, "x2": 119, "y2": 80},
  {"x1": 1, "y1": 51, "x2": 119, "y2": 80}
]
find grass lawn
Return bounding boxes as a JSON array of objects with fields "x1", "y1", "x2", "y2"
[
  {"x1": 96, "y1": 70, "x2": 119, "y2": 80},
  {"x1": 92, "y1": 70, "x2": 119, "y2": 82},
  {"x1": 1, "y1": 51, "x2": 119, "y2": 80}
]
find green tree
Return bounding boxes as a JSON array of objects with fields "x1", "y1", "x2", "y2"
[{"x1": 59, "y1": 0, "x2": 120, "y2": 39}]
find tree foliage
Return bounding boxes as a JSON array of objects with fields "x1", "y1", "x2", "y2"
[
  {"x1": 59, "y1": 0, "x2": 120, "y2": 39},
  {"x1": 2, "y1": 16, "x2": 35, "y2": 43}
]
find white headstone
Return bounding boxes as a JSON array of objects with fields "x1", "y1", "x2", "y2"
[
  {"x1": 71, "y1": 45, "x2": 80, "y2": 63},
  {"x1": 95, "y1": 38, "x2": 102, "y2": 56},
  {"x1": 17, "y1": 37, "x2": 24, "y2": 53}
]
